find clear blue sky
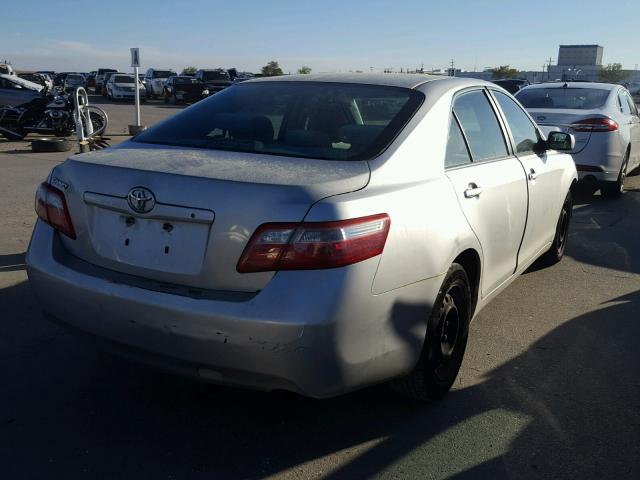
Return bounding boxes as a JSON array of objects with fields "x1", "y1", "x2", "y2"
[{"x1": 3, "y1": 0, "x2": 639, "y2": 73}]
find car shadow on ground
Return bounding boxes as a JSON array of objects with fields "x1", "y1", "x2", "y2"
[
  {"x1": 1, "y1": 277, "x2": 638, "y2": 479},
  {"x1": 525, "y1": 182, "x2": 640, "y2": 275}
]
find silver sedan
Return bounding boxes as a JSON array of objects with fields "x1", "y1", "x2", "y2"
[
  {"x1": 26, "y1": 74, "x2": 577, "y2": 400},
  {"x1": 516, "y1": 82, "x2": 640, "y2": 198}
]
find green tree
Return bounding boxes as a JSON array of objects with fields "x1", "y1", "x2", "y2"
[
  {"x1": 492, "y1": 65, "x2": 519, "y2": 79},
  {"x1": 261, "y1": 61, "x2": 284, "y2": 77},
  {"x1": 181, "y1": 66, "x2": 197, "y2": 75},
  {"x1": 297, "y1": 66, "x2": 312, "y2": 74},
  {"x1": 599, "y1": 63, "x2": 630, "y2": 84}
]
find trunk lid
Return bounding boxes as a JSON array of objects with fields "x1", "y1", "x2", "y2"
[
  {"x1": 528, "y1": 108, "x2": 603, "y2": 154},
  {"x1": 51, "y1": 142, "x2": 370, "y2": 292}
]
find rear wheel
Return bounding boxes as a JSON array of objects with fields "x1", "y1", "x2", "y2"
[
  {"x1": 391, "y1": 263, "x2": 471, "y2": 402},
  {"x1": 601, "y1": 151, "x2": 629, "y2": 199}
]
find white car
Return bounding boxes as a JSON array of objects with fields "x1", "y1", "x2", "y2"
[
  {"x1": 105, "y1": 73, "x2": 146, "y2": 101},
  {"x1": 144, "y1": 69, "x2": 175, "y2": 98},
  {"x1": 516, "y1": 82, "x2": 640, "y2": 198},
  {"x1": 94, "y1": 68, "x2": 117, "y2": 94},
  {"x1": 27, "y1": 74, "x2": 578, "y2": 401}
]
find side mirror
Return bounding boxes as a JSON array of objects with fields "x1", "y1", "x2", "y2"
[{"x1": 547, "y1": 131, "x2": 575, "y2": 151}]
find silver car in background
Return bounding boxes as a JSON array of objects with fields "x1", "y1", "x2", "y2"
[
  {"x1": 27, "y1": 74, "x2": 577, "y2": 401},
  {"x1": 105, "y1": 73, "x2": 146, "y2": 102},
  {"x1": 516, "y1": 82, "x2": 640, "y2": 198}
]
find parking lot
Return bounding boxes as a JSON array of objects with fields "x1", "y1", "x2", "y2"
[{"x1": 1, "y1": 97, "x2": 639, "y2": 479}]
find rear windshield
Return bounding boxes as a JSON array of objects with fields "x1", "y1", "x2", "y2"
[
  {"x1": 152, "y1": 71, "x2": 173, "y2": 78},
  {"x1": 516, "y1": 88, "x2": 610, "y2": 109},
  {"x1": 203, "y1": 71, "x2": 230, "y2": 81},
  {"x1": 134, "y1": 82, "x2": 424, "y2": 161},
  {"x1": 113, "y1": 75, "x2": 134, "y2": 83}
]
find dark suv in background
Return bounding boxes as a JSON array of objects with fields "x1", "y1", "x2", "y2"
[
  {"x1": 195, "y1": 69, "x2": 232, "y2": 94},
  {"x1": 492, "y1": 78, "x2": 530, "y2": 94}
]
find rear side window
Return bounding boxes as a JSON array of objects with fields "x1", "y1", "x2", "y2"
[
  {"x1": 453, "y1": 90, "x2": 508, "y2": 162},
  {"x1": 493, "y1": 91, "x2": 539, "y2": 154},
  {"x1": 445, "y1": 116, "x2": 471, "y2": 168},
  {"x1": 618, "y1": 92, "x2": 631, "y2": 114},
  {"x1": 516, "y1": 87, "x2": 610, "y2": 110},
  {"x1": 625, "y1": 92, "x2": 638, "y2": 115},
  {"x1": 134, "y1": 82, "x2": 424, "y2": 161}
]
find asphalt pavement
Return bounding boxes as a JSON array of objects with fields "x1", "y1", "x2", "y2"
[{"x1": 1, "y1": 98, "x2": 639, "y2": 480}]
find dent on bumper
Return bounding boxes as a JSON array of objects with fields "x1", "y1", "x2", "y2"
[{"x1": 26, "y1": 221, "x2": 443, "y2": 398}]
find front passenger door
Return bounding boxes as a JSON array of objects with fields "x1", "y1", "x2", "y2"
[
  {"x1": 491, "y1": 90, "x2": 565, "y2": 266},
  {"x1": 445, "y1": 89, "x2": 528, "y2": 297},
  {"x1": 623, "y1": 91, "x2": 640, "y2": 171}
]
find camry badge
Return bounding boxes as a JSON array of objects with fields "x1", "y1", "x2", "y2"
[
  {"x1": 127, "y1": 187, "x2": 155, "y2": 214},
  {"x1": 537, "y1": 115, "x2": 546, "y2": 121}
]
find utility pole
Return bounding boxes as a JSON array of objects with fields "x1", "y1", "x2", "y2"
[{"x1": 547, "y1": 57, "x2": 553, "y2": 81}]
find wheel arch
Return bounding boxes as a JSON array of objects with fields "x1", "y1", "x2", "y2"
[{"x1": 452, "y1": 248, "x2": 481, "y2": 318}]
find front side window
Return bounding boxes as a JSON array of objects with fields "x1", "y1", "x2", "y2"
[
  {"x1": 453, "y1": 90, "x2": 508, "y2": 162},
  {"x1": 493, "y1": 91, "x2": 540, "y2": 154},
  {"x1": 134, "y1": 82, "x2": 424, "y2": 161}
]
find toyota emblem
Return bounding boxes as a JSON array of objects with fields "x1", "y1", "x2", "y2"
[{"x1": 127, "y1": 187, "x2": 156, "y2": 214}]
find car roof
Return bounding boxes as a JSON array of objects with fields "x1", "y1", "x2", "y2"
[
  {"x1": 521, "y1": 82, "x2": 620, "y2": 91},
  {"x1": 244, "y1": 73, "x2": 452, "y2": 88},
  {"x1": 246, "y1": 73, "x2": 448, "y2": 89}
]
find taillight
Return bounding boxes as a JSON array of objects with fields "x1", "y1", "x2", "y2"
[
  {"x1": 35, "y1": 182, "x2": 76, "y2": 239},
  {"x1": 237, "y1": 214, "x2": 391, "y2": 273},
  {"x1": 571, "y1": 117, "x2": 618, "y2": 132}
]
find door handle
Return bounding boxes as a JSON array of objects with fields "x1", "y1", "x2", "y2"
[
  {"x1": 528, "y1": 168, "x2": 537, "y2": 181},
  {"x1": 464, "y1": 183, "x2": 483, "y2": 198}
]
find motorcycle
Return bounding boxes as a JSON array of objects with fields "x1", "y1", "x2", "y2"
[{"x1": 0, "y1": 86, "x2": 107, "y2": 141}]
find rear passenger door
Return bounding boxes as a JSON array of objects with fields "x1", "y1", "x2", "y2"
[
  {"x1": 445, "y1": 89, "x2": 528, "y2": 297},
  {"x1": 490, "y1": 89, "x2": 565, "y2": 265}
]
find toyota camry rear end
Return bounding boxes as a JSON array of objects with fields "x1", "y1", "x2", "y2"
[{"x1": 27, "y1": 75, "x2": 451, "y2": 398}]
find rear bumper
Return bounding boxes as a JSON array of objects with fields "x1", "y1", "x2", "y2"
[
  {"x1": 111, "y1": 91, "x2": 145, "y2": 100},
  {"x1": 572, "y1": 134, "x2": 625, "y2": 182},
  {"x1": 26, "y1": 221, "x2": 442, "y2": 398}
]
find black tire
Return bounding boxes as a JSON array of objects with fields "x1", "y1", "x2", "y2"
[
  {"x1": 163, "y1": 90, "x2": 169, "y2": 103},
  {"x1": 391, "y1": 263, "x2": 471, "y2": 402},
  {"x1": 31, "y1": 138, "x2": 72, "y2": 153},
  {"x1": 601, "y1": 151, "x2": 629, "y2": 199},
  {"x1": 539, "y1": 190, "x2": 573, "y2": 266},
  {"x1": 172, "y1": 94, "x2": 178, "y2": 105}
]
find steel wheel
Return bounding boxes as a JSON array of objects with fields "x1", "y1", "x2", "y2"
[
  {"x1": 391, "y1": 263, "x2": 471, "y2": 402},
  {"x1": 539, "y1": 190, "x2": 573, "y2": 266},
  {"x1": 602, "y1": 152, "x2": 629, "y2": 199}
]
